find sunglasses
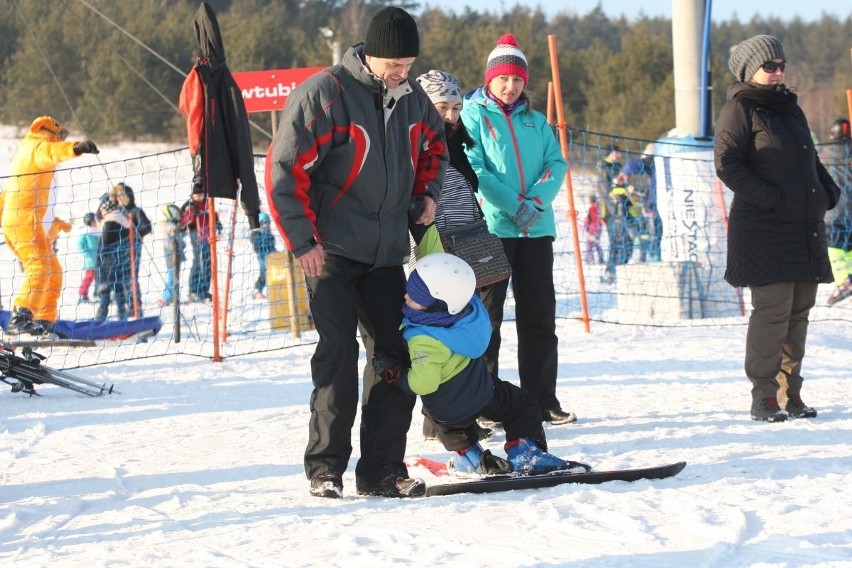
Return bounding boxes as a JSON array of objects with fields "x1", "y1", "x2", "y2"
[{"x1": 761, "y1": 60, "x2": 786, "y2": 73}]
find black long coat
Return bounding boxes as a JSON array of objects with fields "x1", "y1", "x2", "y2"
[
  {"x1": 714, "y1": 82, "x2": 840, "y2": 287},
  {"x1": 179, "y1": 2, "x2": 260, "y2": 229}
]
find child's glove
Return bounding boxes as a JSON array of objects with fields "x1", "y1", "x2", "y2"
[
  {"x1": 371, "y1": 351, "x2": 407, "y2": 385},
  {"x1": 513, "y1": 200, "x2": 542, "y2": 232}
]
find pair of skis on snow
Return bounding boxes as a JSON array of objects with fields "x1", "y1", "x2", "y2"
[
  {"x1": 0, "y1": 343, "x2": 117, "y2": 397},
  {"x1": 0, "y1": 325, "x2": 155, "y2": 396},
  {"x1": 406, "y1": 457, "x2": 686, "y2": 497}
]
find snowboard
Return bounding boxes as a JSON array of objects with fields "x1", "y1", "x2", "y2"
[{"x1": 410, "y1": 458, "x2": 686, "y2": 497}]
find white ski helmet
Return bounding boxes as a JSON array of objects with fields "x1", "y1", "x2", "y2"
[{"x1": 415, "y1": 253, "x2": 476, "y2": 315}]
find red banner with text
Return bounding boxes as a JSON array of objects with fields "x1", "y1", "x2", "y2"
[{"x1": 233, "y1": 67, "x2": 326, "y2": 113}]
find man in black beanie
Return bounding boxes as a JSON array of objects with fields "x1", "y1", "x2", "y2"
[
  {"x1": 267, "y1": 6, "x2": 448, "y2": 498},
  {"x1": 364, "y1": 7, "x2": 419, "y2": 59}
]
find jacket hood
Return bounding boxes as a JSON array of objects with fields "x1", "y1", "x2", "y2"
[
  {"x1": 726, "y1": 81, "x2": 798, "y2": 114},
  {"x1": 403, "y1": 296, "x2": 491, "y2": 359},
  {"x1": 28, "y1": 116, "x2": 67, "y2": 141},
  {"x1": 726, "y1": 81, "x2": 789, "y2": 100},
  {"x1": 462, "y1": 85, "x2": 529, "y2": 114},
  {"x1": 343, "y1": 43, "x2": 394, "y2": 95},
  {"x1": 193, "y1": 2, "x2": 225, "y2": 66},
  {"x1": 464, "y1": 85, "x2": 487, "y2": 102}
]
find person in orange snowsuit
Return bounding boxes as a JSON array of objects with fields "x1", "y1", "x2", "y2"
[{"x1": 0, "y1": 116, "x2": 99, "y2": 334}]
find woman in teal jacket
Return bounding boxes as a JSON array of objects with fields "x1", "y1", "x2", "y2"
[{"x1": 461, "y1": 33, "x2": 575, "y2": 425}]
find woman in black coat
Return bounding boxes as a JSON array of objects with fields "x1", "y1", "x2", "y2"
[{"x1": 714, "y1": 35, "x2": 840, "y2": 422}]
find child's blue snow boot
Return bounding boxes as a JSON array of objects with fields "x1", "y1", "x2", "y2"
[
  {"x1": 447, "y1": 443, "x2": 512, "y2": 478},
  {"x1": 505, "y1": 438, "x2": 585, "y2": 475}
]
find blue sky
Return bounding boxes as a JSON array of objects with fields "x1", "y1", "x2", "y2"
[{"x1": 419, "y1": 0, "x2": 850, "y2": 22}]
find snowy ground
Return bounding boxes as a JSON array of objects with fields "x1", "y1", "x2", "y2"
[
  {"x1": 1, "y1": 318, "x2": 850, "y2": 567},
  {"x1": 1, "y1": 125, "x2": 851, "y2": 567}
]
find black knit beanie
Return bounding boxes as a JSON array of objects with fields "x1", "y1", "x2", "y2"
[
  {"x1": 728, "y1": 35, "x2": 786, "y2": 82},
  {"x1": 364, "y1": 7, "x2": 419, "y2": 58}
]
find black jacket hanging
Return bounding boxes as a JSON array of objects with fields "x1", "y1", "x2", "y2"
[{"x1": 178, "y1": 2, "x2": 260, "y2": 229}]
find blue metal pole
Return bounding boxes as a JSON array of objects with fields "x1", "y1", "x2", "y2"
[{"x1": 700, "y1": 0, "x2": 713, "y2": 138}]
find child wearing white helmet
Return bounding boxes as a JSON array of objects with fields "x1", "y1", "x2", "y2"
[{"x1": 373, "y1": 253, "x2": 589, "y2": 477}]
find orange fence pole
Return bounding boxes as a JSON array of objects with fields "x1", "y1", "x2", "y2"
[
  {"x1": 847, "y1": 88, "x2": 852, "y2": 121},
  {"x1": 848, "y1": 49, "x2": 852, "y2": 119},
  {"x1": 548, "y1": 34, "x2": 590, "y2": 333},
  {"x1": 128, "y1": 220, "x2": 139, "y2": 318},
  {"x1": 208, "y1": 196, "x2": 221, "y2": 362}
]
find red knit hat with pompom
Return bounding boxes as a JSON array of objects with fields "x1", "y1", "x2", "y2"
[{"x1": 484, "y1": 34, "x2": 528, "y2": 86}]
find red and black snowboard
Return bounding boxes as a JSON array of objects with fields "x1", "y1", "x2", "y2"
[{"x1": 407, "y1": 457, "x2": 686, "y2": 497}]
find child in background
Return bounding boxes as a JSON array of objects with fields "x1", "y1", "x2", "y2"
[
  {"x1": 250, "y1": 212, "x2": 276, "y2": 299},
  {"x1": 156, "y1": 204, "x2": 186, "y2": 307},
  {"x1": 76, "y1": 212, "x2": 100, "y2": 303},
  {"x1": 372, "y1": 253, "x2": 589, "y2": 478},
  {"x1": 583, "y1": 194, "x2": 603, "y2": 264},
  {"x1": 95, "y1": 195, "x2": 131, "y2": 321},
  {"x1": 180, "y1": 188, "x2": 219, "y2": 303},
  {"x1": 112, "y1": 183, "x2": 151, "y2": 315},
  {"x1": 601, "y1": 172, "x2": 639, "y2": 283}
]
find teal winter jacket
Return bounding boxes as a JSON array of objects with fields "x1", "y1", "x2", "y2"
[
  {"x1": 460, "y1": 88, "x2": 567, "y2": 238},
  {"x1": 77, "y1": 228, "x2": 100, "y2": 269}
]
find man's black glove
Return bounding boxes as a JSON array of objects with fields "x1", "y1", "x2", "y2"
[
  {"x1": 73, "y1": 140, "x2": 99, "y2": 155},
  {"x1": 371, "y1": 351, "x2": 407, "y2": 386},
  {"x1": 409, "y1": 195, "x2": 428, "y2": 223}
]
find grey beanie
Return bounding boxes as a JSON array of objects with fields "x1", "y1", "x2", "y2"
[
  {"x1": 416, "y1": 70, "x2": 463, "y2": 105},
  {"x1": 728, "y1": 35, "x2": 786, "y2": 82}
]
